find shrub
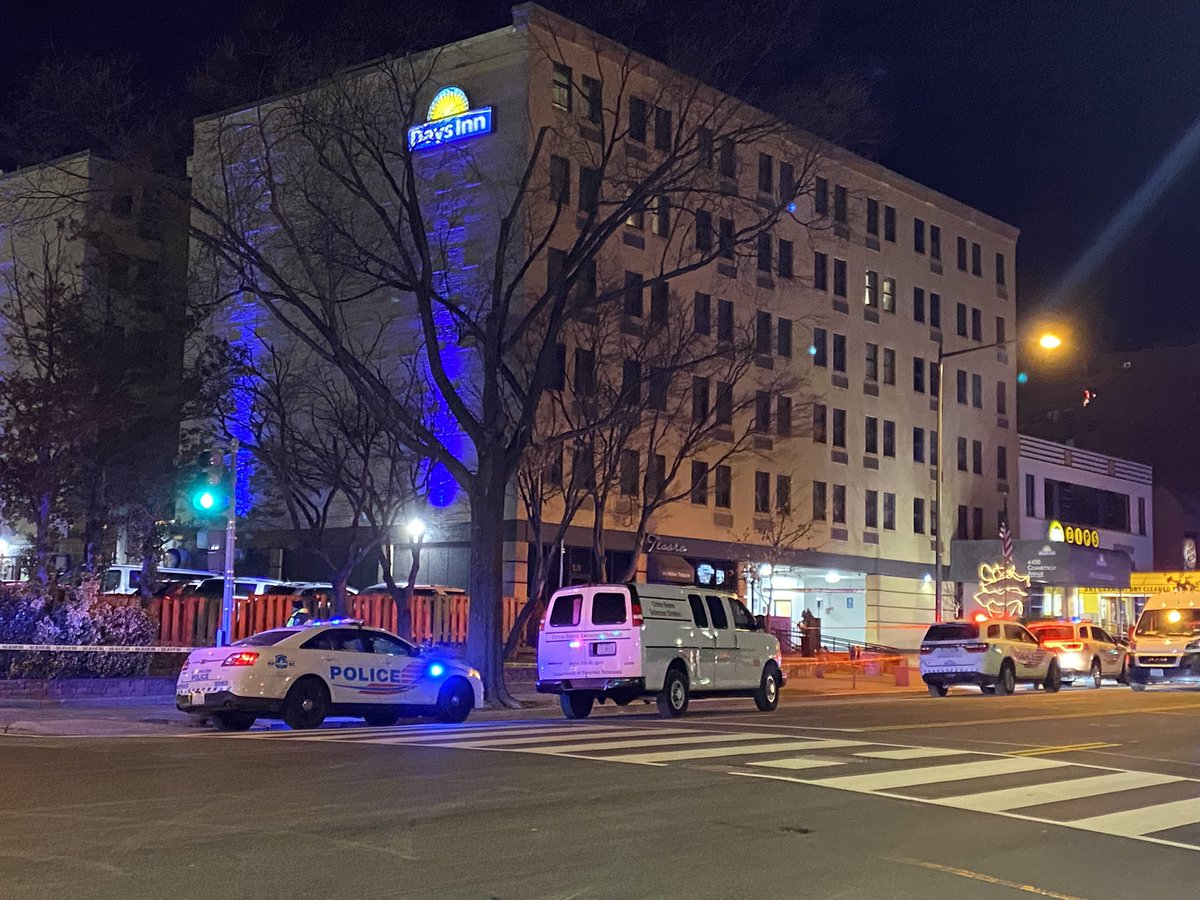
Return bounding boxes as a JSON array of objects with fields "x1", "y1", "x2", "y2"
[{"x1": 0, "y1": 579, "x2": 156, "y2": 679}]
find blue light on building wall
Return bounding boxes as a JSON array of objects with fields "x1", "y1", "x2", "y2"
[{"x1": 226, "y1": 295, "x2": 262, "y2": 517}]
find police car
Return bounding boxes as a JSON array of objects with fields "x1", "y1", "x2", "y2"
[
  {"x1": 176, "y1": 619, "x2": 484, "y2": 731},
  {"x1": 919, "y1": 617, "x2": 1062, "y2": 696}
]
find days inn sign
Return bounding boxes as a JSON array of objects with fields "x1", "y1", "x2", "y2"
[{"x1": 407, "y1": 87, "x2": 494, "y2": 152}]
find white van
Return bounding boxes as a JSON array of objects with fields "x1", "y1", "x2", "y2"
[
  {"x1": 536, "y1": 583, "x2": 784, "y2": 718},
  {"x1": 101, "y1": 564, "x2": 212, "y2": 595},
  {"x1": 1126, "y1": 592, "x2": 1200, "y2": 690}
]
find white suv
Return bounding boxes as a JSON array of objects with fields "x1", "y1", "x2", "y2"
[
  {"x1": 920, "y1": 618, "x2": 1061, "y2": 696},
  {"x1": 1026, "y1": 620, "x2": 1125, "y2": 688}
]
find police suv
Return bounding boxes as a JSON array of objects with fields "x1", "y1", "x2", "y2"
[
  {"x1": 176, "y1": 620, "x2": 484, "y2": 730},
  {"x1": 919, "y1": 617, "x2": 1062, "y2": 696}
]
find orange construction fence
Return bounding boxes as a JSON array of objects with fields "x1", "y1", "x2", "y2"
[{"x1": 157, "y1": 592, "x2": 526, "y2": 649}]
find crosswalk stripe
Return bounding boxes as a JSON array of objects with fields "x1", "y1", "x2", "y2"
[
  {"x1": 287, "y1": 724, "x2": 623, "y2": 743},
  {"x1": 598, "y1": 739, "x2": 868, "y2": 764},
  {"x1": 806, "y1": 756, "x2": 1066, "y2": 792},
  {"x1": 748, "y1": 757, "x2": 846, "y2": 771},
  {"x1": 931, "y1": 771, "x2": 1183, "y2": 813},
  {"x1": 1067, "y1": 797, "x2": 1200, "y2": 836},
  {"x1": 520, "y1": 732, "x2": 792, "y2": 755},
  {"x1": 855, "y1": 748, "x2": 973, "y2": 761},
  {"x1": 418, "y1": 728, "x2": 695, "y2": 748}
]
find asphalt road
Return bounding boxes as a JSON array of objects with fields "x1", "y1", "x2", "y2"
[{"x1": 4, "y1": 684, "x2": 1200, "y2": 899}]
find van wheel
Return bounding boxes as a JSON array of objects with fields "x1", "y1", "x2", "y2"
[
  {"x1": 211, "y1": 711, "x2": 255, "y2": 732},
  {"x1": 283, "y1": 677, "x2": 330, "y2": 729},
  {"x1": 1043, "y1": 660, "x2": 1062, "y2": 693},
  {"x1": 928, "y1": 683, "x2": 948, "y2": 697},
  {"x1": 994, "y1": 662, "x2": 1016, "y2": 696},
  {"x1": 1089, "y1": 659, "x2": 1102, "y2": 689},
  {"x1": 657, "y1": 668, "x2": 689, "y2": 717},
  {"x1": 561, "y1": 692, "x2": 594, "y2": 719},
  {"x1": 754, "y1": 665, "x2": 781, "y2": 711}
]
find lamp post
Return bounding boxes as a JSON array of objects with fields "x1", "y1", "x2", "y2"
[{"x1": 932, "y1": 333, "x2": 1062, "y2": 622}]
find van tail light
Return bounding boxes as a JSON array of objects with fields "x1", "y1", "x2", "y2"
[
  {"x1": 1043, "y1": 641, "x2": 1084, "y2": 652},
  {"x1": 964, "y1": 643, "x2": 988, "y2": 653},
  {"x1": 631, "y1": 598, "x2": 644, "y2": 628},
  {"x1": 920, "y1": 645, "x2": 933, "y2": 655},
  {"x1": 222, "y1": 651, "x2": 259, "y2": 667}
]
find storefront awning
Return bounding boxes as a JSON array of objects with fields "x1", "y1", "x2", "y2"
[
  {"x1": 949, "y1": 539, "x2": 1131, "y2": 588},
  {"x1": 646, "y1": 553, "x2": 694, "y2": 585}
]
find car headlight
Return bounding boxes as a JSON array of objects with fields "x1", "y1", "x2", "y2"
[{"x1": 467, "y1": 668, "x2": 481, "y2": 680}]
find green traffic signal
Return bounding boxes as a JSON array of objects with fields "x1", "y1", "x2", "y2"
[{"x1": 190, "y1": 449, "x2": 230, "y2": 514}]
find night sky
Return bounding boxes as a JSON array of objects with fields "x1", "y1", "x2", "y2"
[{"x1": 4, "y1": 0, "x2": 1200, "y2": 352}]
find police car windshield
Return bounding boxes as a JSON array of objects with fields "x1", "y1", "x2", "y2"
[
  {"x1": 234, "y1": 630, "x2": 295, "y2": 647},
  {"x1": 1135, "y1": 609, "x2": 1200, "y2": 637}
]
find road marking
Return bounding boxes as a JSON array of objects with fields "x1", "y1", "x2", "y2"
[
  {"x1": 599, "y1": 739, "x2": 870, "y2": 765},
  {"x1": 855, "y1": 748, "x2": 973, "y2": 760},
  {"x1": 518, "y1": 732, "x2": 794, "y2": 755},
  {"x1": 864, "y1": 702, "x2": 1200, "y2": 731},
  {"x1": 887, "y1": 856, "x2": 1087, "y2": 900},
  {"x1": 748, "y1": 757, "x2": 845, "y2": 771},
  {"x1": 415, "y1": 728, "x2": 691, "y2": 748},
  {"x1": 1068, "y1": 797, "x2": 1200, "y2": 836},
  {"x1": 930, "y1": 771, "x2": 1182, "y2": 813},
  {"x1": 806, "y1": 756, "x2": 1065, "y2": 792},
  {"x1": 1009, "y1": 742, "x2": 1121, "y2": 756},
  {"x1": 284, "y1": 724, "x2": 627, "y2": 743}
]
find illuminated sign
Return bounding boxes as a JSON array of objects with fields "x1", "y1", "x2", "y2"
[
  {"x1": 1047, "y1": 519, "x2": 1099, "y2": 548},
  {"x1": 407, "y1": 86, "x2": 494, "y2": 152},
  {"x1": 973, "y1": 562, "x2": 1030, "y2": 618}
]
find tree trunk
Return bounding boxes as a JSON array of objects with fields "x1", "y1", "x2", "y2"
[
  {"x1": 401, "y1": 543, "x2": 421, "y2": 637},
  {"x1": 591, "y1": 498, "x2": 607, "y2": 582},
  {"x1": 465, "y1": 477, "x2": 518, "y2": 708},
  {"x1": 138, "y1": 543, "x2": 160, "y2": 603},
  {"x1": 330, "y1": 568, "x2": 351, "y2": 618},
  {"x1": 376, "y1": 547, "x2": 412, "y2": 640},
  {"x1": 35, "y1": 490, "x2": 52, "y2": 584}
]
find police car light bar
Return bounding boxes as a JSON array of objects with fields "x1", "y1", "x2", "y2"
[{"x1": 301, "y1": 617, "x2": 364, "y2": 627}]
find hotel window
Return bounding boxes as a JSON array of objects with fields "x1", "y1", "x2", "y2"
[
  {"x1": 621, "y1": 361, "x2": 641, "y2": 404},
  {"x1": 883, "y1": 420, "x2": 896, "y2": 457},
  {"x1": 865, "y1": 490, "x2": 879, "y2": 529},
  {"x1": 913, "y1": 498, "x2": 926, "y2": 534},
  {"x1": 574, "y1": 348, "x2": 595, "y2": 396},
  {"x1": 780, "y1": 161, "x2": 795, "y2": 200},
  {"x1": 1138, "y1": 497, "x2": 1147, "y2": 535},
  {"x1": 865, "y1": 270, "x2": 879, "y2": 308},
  {"x1": 972, "y1": 440, "x2": 983, "y2": 475},
  {"x1": 582, "y1": 75, "x2": 602, "y2": 123},
  {"x1": 957, "y1": 505, "x2": 968, "y2": 539},
  {"x1": 549, "y1": 155, "x2": 570, "y2": 204},
  {"x1": 913, "y1": 357, "x2": 925, "y2": 393},
  {"x1": 757, "y1": 232, "x2": 772, "y2": 272},
  {"x1": 579, "y1": 167, "x2": 599, "y2": 213},
  {"x1": 778, "y1": 239, "x2": 794, "y2": 278},
  {"x1": 691, "y1": 461, "x2": 709, "y2": 505},
  {"x1": 930, "y1": 361, "x2": 940, "y2": 397},
  {"x1": 718, "y1": 217, "x2": 735, "y2": 259},
  {"x1": 754, "y1": 391, "x2": 771, "y2": 433},
  {"x1": 815, "y1": 177, "x2": 828, "y2": 215},
  {"x1": 882, "y1": 276, "x2": 896, "y2": 313},
  {"x1": 694, "y1": 292, "x2": 711, "y2": 335},
  {"x1": 834, "y1": 184, "x2": 848, "y2": 224},
  {"x1": 758, "y1": 153, "x2": 774, "y2": 193},
  {"x1": 883, "y1": 348, "x2": 896, "y2": 385},
  {"x1": 832, "y1": 485, "x2": 847, "y2": 524},
  {"x1": 650, "y1": 281, "x2": 668, "y2": 325},
  {"x1": 865, "y1": 343, "x2": 879, "y2": 382},
  {"x1": 865, "y1": 416, "x2": 878, "y2": 455},
  {"x1": 996, "y1": 251, "x2": 1007, "y2": 286},
  {"x1": 715, "y1": 465, "x2": 732, "y2": 508},
  {"x1": 756, "y1": 311, "x2": 772, "y2": 355},
  {"x1": 813, "y1": 481, "x2": 828, "y2": 521},
  {"x1": 698, "y1": 127, "x2": 713, "y2": 168},
  {"x1": 652, "y1": 195, "x2": 670, "y2": 236},
  {"x1": 619, "y1": 450, "x2": 639, "y2": 496},
  {"x1": 691, "y1": 376, "x2": 710, "y2": 421},
  {"x1": 913, "y1": 287, "x2": 925, "y2": 323},
  {"x1": 996, "y1": 315, "x2": 1007, "y2": 344},
  {"x1": 812, "y1": 327, "x2": 828, "y2": 367},
  {"x1": 629, "y1": 97, "x2": 648, "y2": 142},
  {"x1": 914, "y1": 218, "x2": 926, "y2": 254},
  {"x1": 832, "y1": 333, "x2": 846, "y2": 373},
  {"x1": 813, "y1": 403, "x2": 828, "y2": 443},
  {"x1": 832, "y1": 408, "x2": 846, "y2": 449},
  {"x1": 654, "y1": 107, "x2": 672, "y2": 151},
  {"x1": 956, "y1": 302, "x2": 968, "y2": 337},
  {"x1": 623, "y1": 271, "x2": 644, "y2": 317},
  {"x1": 884, "y1": 205, "x2": 896, "y2": 242},
  {"x1": 971, "y1": 307, "x2": 982, "y2": 341},
  {"x1": 755, "y1": 471, "x2": 770, "y2": 513},
  {"x1": 956, "y1": 369, "x2": 967, "y2": 405},
  {"x1": 956, "y1": 437, "x2": 967, "y2": 472},
  {"x1": 717, "y1": 299, "x2": 734, "y2": 342},
  {"x1": 777, "y1": 317, "x2": 793, "y2": 357},
  {"x1": 548, "y1": 343, "x2": 566, "y2": 390},
  {"x1": 930, "y1": 430, "x2": 938, "y2": 466},
  {"x1": 930, "y1": 224, "x2": 941, "y2": 261},
  {"x1": 625, "y1": 206, "x2": 644, "y2": 230},
  {"x1": 814, "y1": 251, "x2": 828, "y2": 290},
  {"x1": 972, "y1": 373, "x2": 983, "y2": 408},
  {"x1": 997, "y1": 380, "x2": 1008, "y2": 415},
  {"x1": 776, "y1": 475, "x2": 791, "y2": 515},
  {"x1": 997, "y1": 445, "x2": 1008, "y2": 481},
  {"x1": 646, "y1": 453, "x2": 666, "y2": 497},
  {"x1": 971, "y1": 242, "x2": 982, "y2": 276},
  {"x1": 695, "y1": 209, "x2": 713, "y2": 252},
  {"x1": 777, "y1": 395, "x2": 793, "y2": 436},
  {"x1": 883, "y1": 492, "x2": 896, "y2": 530},
  {"x1": 913, "y1": 426, "x2": 925, "y2": 463},
  {"x1": 552, "y1": 62, "x2": 572, "y2": 111},
  {"x1": 1025, "y1": 474, "x2": 1036, "y2": 516},
  {"x1": 715, "y1": 382, "x2": 732, "y2": 425},
  {"x1": 929, "y1": 292, "x2": 942, "y2": 329},
  {"x1": 719, "y1": 139, "x2": 736, "y2": 178},
  {"x1": 957, "y1": 236, "x2": 968, "y2": 271},
  {"x1": 833, "y1": 258, "x2": 847, "y2": 297},
  {"x1": 972, "y1": 506, "x2": 983, "y2": 539},
  {"x1": 866, "y1": 198, "x2": 879, "y2": 236}
]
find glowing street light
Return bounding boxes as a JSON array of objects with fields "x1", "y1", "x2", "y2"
[
  {"x1": 407, "y1": 518, "x2": 426, "y2": 542},
  {"x1": 1038, "y1": 332, "x2": 1063, "y2": 350}
]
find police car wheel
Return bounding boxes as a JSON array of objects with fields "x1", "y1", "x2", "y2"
[
  {"x1": 283, "y1": 677, "x2": 330, "y2": 729},
  {"x1": 1130, "y1": 681, "x2": 1147, "y2": 692},
  {"x1": 1089, "y1": 660, "x2": 1102, "y2": 689},
  {"x1": 657, "y1": 668, "x2": 689, "y2": 717},
  {"x1": 927, "y1": 683, "x2": 948, "y2": 697},
  {"x1": 363, "y1": 709, "x2": 400, "y2": 727},
  {"x1": 435, "y1": 677, "x2": 475, "y2": 723},
  {"x1": 561, "y1": 692, "x2": 594, "y2": 719},
  {"x1": 211, "y1": 712, "x2": 255, "y2": 732},
  {"x1": 1043, "y1": 660, "x2": 1062, "y2": 693},
  {"x1": 980, "y1": 685, "x2": 995, "y2": 695},
  {"x1": 994, "y1": 661, "x2": 1016, "y2": 695},
  {"x1": 754, "y1": 665, "x2": 781, "y2": 711}
]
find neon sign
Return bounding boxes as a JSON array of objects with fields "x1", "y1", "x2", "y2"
[
  {"x1": 1047, "y1": 519, "x2": 1100, "y2": 548},
  {"x1": 973, "y1": 562, "x2": 1030, "y2": 618},
  {"x1": 407, "y1": 87, "x2": 494, "y2": 152}
]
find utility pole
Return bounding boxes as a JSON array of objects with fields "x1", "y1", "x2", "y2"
[{"x1": 216, "y1": 438, "x2": 239, "y2": 646}]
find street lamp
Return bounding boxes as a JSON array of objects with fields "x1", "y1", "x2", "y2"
[
  {"x1": 407, "y1": 518, "x2": 426, "y2": 542},
  {"x1": 932, "y1": 331, "x2": 1064, "y2": 621}
]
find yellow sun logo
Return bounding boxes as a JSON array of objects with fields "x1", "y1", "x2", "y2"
[{"x1": 427, "y1": 87, "x2": 471, "y2": 122}]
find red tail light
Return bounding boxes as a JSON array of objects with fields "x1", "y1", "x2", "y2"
[
  {"x1": 631, "y1": 598, "x2": 644, "y2": 628},
  {"x1": 920, "y1": 645, "x2": 933, "y2": 655},
  {"x1": 964, "y1": 643, "x2": 988, "y2": 653},
  {"x1": 222, "y1": 651, "x2": 259, "y2": 667},
  {"x1": 1044, "y1": 641, "x2": 1084, "y2": 652}
]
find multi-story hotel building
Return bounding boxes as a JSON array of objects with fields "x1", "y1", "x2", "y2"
[{"x1": 190, "y1": 4, "x2": 1018, "y2": 649}]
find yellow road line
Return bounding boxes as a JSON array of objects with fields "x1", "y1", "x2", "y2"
[
  {"x1": 1009, "y1": 742, "x2": 1121, "y2": 756},
  {"x1": 888, "y1": 856, "x2": 1088, "y2": 899},
  {"x1": 866, "y1": 702, "x2": 1200, "y2": 731}
]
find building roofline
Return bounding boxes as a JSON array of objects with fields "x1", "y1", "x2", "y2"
[{"x1": 0, "y1": 149, "x2": 96, "y2": 186}]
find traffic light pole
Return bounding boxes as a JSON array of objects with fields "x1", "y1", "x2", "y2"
[{"x1": 216, "y1": 438, "x2": 238, "y2": 646}]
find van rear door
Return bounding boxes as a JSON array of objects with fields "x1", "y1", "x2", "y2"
[{"x1": 537, "y1": 586, "x2": 641, "y2": 683}]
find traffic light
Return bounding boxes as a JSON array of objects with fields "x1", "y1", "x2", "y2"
[{"x1": 190, "y1": 449, "x2": 230, "y2": 514}]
